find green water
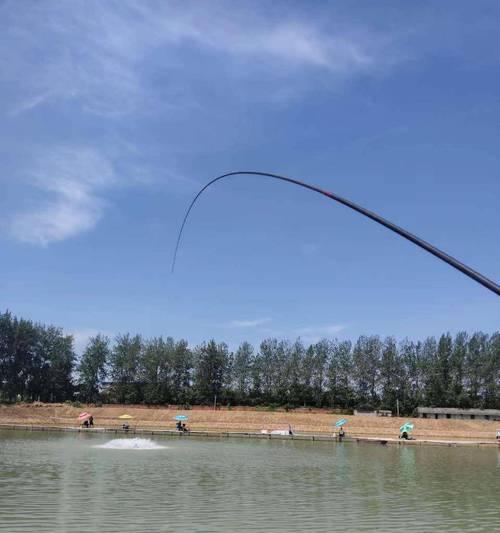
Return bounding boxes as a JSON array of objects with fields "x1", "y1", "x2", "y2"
[{"x1": 0, "y1": 430, "x2": 499, "y2": 532}]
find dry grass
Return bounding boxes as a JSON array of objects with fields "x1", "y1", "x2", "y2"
[{"x1": 1, "y1": 403, "x2": 498, "y2": 441}]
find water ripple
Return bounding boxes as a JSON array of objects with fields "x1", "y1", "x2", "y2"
[{"x1": 0, "y1": 430, "x2": 498, "y2": 532}]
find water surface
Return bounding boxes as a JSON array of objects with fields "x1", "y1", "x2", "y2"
[{"x1": 0, "y1": 430, "x2": 498, "y2": 532}]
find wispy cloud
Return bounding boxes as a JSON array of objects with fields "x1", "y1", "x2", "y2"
[
  {"x1": 293, "y1": 323, "x2": 347, "y2": 344},
  {"x1": 228, "y1": 318, "x2": 272, "y2": 328},
  {"x1": 10, "y1": 147, "x2": 115, "y2": 245},
  {"x1": 2, "y1": 1, "x2": 399, "y2": 117}
]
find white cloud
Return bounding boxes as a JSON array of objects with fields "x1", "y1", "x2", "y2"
[
  {"x1": 293, "y1": 324, "x2": 346, "y2": 344},
  {"x1": 11, "y1": 147, "x2": 115, "y2": 245},
  {"x1": 228, "y1": 318, "x2": 272, "y2": 328},
  {"x1": 2, "y1": 1, "x2": 397, "y2": 117}
]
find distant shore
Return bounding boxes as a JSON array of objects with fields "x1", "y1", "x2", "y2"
[{"x1": 1, "y1": 403, "x2": 499, "y2": 445}]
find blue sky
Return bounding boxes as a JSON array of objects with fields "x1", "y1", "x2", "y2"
[{"x1": 1, "y1": 0, "x2": 499, "y2": 352}]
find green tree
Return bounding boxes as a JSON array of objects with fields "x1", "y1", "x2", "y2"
[
  {"x1": 483, "y1": 333, "x2": 499, "y2": 409},
  {"x1": 108, "y1": 334, "x2": 143, "y2": 403},
  {"x1": 170, "y1": 339, "x2": 193, "y2": 404},
  {"x1": 465, "y1": 332, "x2": 489, "y2": 407},
  {"x1": 194, "y1": 340, "x2": 230, "y2": 404},
  {"x1": 353, "y1": 335, "x2": 381, "y2": 408},
  {"x1": 327, "y1": 340, "x2": 353, "y2": 408},
  {"x1": 232, "y1": 342, "x2": 254, "y2": 403},
  {"x1": 78, "y1": 335, "x2": 110, "y2": 403},
  {"x1": 379, "y1": 336, "x2": 402, "y2": 412}
]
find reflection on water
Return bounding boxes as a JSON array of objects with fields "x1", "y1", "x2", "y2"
[{"x1": 0, "y1": 430, "x2": 499, "y2": 532}]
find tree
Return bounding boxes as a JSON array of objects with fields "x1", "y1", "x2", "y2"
[
  {"x1": 427, "y1": 334, "x2": 453, "y2": 407},
  {"x1": 139, "y1": 336, "x2": 177, "y2": 405},
  {"x1": 379, "y1": 336, "x2": 402, "y2": 412},
  {"x1": 170, "y1": 339, "x2": 193, "y2": 404},
  {"x1": 108, "y1": 334, "x2": 143, "y2": 403},
  {"x1": 353, "y1": 335, "x2": 381, "y2": 408},
  {"x1": 465, "y1": 332, "x2": 489, "y2": 407},
  {"x1": 193, "y1": 340, "x2": 230, "y2": 404},
  {"x1": 483, "y1": 333, "x2": 499, "y2": 409},
  {"x1": 310, "y1": 340, "x2": 329, "y2": 407},
  {"x1": 43, "y1": 327, "x2": 75, "y2": 402},
  {"x1": 78, "y1": 335, "x2": 110, "y2": 403},
  {"x1": 232, "y1": 342, "x2": 254, "y2": 403},
  {"x1": 327, "y1": 340, "x2": 353, "y2": 408},
  {"x1": 450, "y1": 332, "x2": 467, "y2": 406},
  {"x1": 1, "y1": 309, "x2": 498, "y2": 411}
]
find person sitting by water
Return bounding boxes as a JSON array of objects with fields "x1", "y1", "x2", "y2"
[
  {"x1": 83, "y1": 419, "x2": 89, "y2": 428},
  {"x1": 122, "y1": 423, "x2": 130, "y2": 431},
  {"x1": 176, "y1": 420, "x2": 182, "y2": 431},
  {"x1": 400, "y1": 431, "x2": 409, "y2": 440},
  {"x1": 338, "y1": 427, "x2": 345, "y2": 440},
  {"x1": 182, "y1": 423, "x2": 189, "y2": 432},
  {"x1": 89, "y1": 416, "x2": 94, "y2": 428},
  {"x1": 288, "y1": 424, "x2": 294, "y2": 436}
]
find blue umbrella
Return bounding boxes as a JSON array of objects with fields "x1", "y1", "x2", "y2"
[
  {"x1": 174, "y1": 414, "x2": 188, "y2": 421},
  {"x1": 335, "y1": 418, "x2": 348, "y2": 428},
  {"x1": 400, "y1": 422, "x2": 414, "y2": 433}
]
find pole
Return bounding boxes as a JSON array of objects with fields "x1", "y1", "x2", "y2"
[
  {"x1": 214, "y1": 394, "x2": 217, "y2": 411},
  {"x1": 172, "y1": 171, "x2": 499, "y2": 296},
  {"x1": 396, "y1": 398, "x2": 400, "y2": 417}
]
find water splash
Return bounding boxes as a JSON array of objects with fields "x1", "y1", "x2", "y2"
[{"x1": 96, "y1": 438, "x2": 165, "y2": 450}]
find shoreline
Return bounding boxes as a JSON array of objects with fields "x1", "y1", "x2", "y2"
[
  {"x1": 0, "y1": 423, "x2": 498, "y2": 448},
  {"x1": 1, "y1": 403, "x2": 499, "y2": 448}
]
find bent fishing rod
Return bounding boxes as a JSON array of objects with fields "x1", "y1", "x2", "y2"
[{"x1": 171, "y1": 171, "x2": 500, "y2": 296}]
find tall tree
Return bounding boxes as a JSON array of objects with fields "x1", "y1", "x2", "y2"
[
  {"x1": 327, "y1": 340, "x2": 353, "y2": 408},
  {"x1": 379, "y1": 336, "x2": 402, "y2": 412},
  {"x1": 44, "y1": 327, "x2": 75, "y2": 402},
  {"x1": 483, "y1": 333, "x2": 499, "y2": 409},
  {"x1": 78, "y1": 334, "x2": 110, "y2": 403},
  {"x1": 194, "y1": 340, "x2": 230, "y2": 404},
  {"x1": 353, "y1": 335, "x2": 381, "y2": 408},
  {"x1": 170, "y1": 339, "x2": 193, "y2": 404},
  {"x1": 108, "y1": 334, "x2": 143, "y2": 403},
  {"x1": 232, "y1": 342, "x2": 254, "y2": 403}
]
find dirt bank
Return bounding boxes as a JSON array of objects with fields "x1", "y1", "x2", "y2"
[{"x1": 1, "y1": 403, "x2": 498, "y2": 442}]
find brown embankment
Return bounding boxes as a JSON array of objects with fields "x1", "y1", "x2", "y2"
[{"x1": 1, "y1": 403, "x2": 498, "y2": 442}]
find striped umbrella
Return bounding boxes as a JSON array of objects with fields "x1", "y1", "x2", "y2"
[
  {"x1": 335, "y1": 418, "x2": 348, "y2": 428},
  {"x1": 77, "y1": 412, "x2": 91, "y2": 422},
  {"x1": 174, "y1": 414, "x2": 188, "y2": 421}
]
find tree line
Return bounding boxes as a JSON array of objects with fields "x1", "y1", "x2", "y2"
[{"x1": 0, "y1": 311, "x2": 498, "y2": 414}]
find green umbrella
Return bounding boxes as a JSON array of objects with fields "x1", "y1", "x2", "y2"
[{"x1": 400, "y1": 422, "x2": 414, "y2": 433}]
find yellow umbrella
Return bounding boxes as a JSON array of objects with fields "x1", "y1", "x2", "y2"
[{"x1": 118, "y1": 414, "x2": 134, "y2": 420}]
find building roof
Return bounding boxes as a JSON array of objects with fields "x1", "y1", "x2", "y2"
[{"x1": 417, "y1": 407, "x2": 500, "y2": 415}]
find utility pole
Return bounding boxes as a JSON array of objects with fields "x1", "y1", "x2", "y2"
[{"x1": 396, "y1": 398, "x2": 400, "y2": 417}]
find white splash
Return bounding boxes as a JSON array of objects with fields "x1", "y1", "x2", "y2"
[{"x1": 96, "y1": 438, "x2": 165, "y2": 450}]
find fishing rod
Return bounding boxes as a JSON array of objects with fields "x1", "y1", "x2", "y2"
[{"x1": 171, "y1": 171, "x2": 499, "y2": 296}]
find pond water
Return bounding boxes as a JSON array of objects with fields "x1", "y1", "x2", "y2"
[{"x1": 0, "y1": 430, "x2": 499, "y2": 532}]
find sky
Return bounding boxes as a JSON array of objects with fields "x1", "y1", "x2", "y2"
[{"x1": 1, "y1": 0, "x2": 499, "y2": 353}]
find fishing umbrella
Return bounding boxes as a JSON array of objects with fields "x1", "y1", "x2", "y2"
[
  {"x1": 118, "y1": 414, "x2": 134, "y2": 420},
  {"x1": 77, "y1": 412, "x2": 91, "y2": 422},
  {"x1": 400, "y1": 422, "x2": 414, "y2": 433},
  {"x1": 335, "y1": 418, "x2": 348, "y2": 428},
  {"x1": 174, "y1": 415, "x2": 188, "y2": 421}
]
